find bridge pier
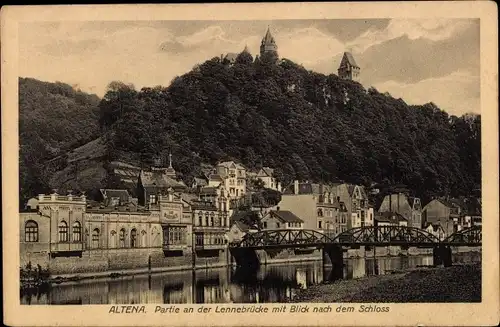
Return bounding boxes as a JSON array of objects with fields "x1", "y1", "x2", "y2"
[
  {"x1": 229, "y1": 248, "x2": 260, "y2": 269},
  {"x1": 323, "y1": 245, "x2": 343, "y2": 281},
  {"x1": 433, "y1": 245, "x2": 452, "y2": 267}
]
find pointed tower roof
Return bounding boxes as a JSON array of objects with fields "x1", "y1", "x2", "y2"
[
  {"x1": 262, "y1": 26, "x2": 276, "y2": 45},
  {"x1": 343, "y1": 52, "x2": 359, "y2": 68}
]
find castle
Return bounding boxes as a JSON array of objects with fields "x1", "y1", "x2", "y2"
[{"x1": 223, "y1": 27, "x2": 361, "y2": 81}]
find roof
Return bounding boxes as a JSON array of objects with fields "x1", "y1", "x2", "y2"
[
  {"x1": 180, "y1": 193, "x2": 199, "y2": 204},
  {"x1": 139, "y1": 170, "x2": 186, "y2": 189},
  {"x1": 256, "y1": 167, "x2": 274, "y2": 177},
  {"x1": 344, "y1": 52, "x2": 359, "y2": 68},
  {"x1": 375, "y1": 212, "x2": 407, "y2": 223},
  {"x1": 233, "y1": 220, "x2": 253, "y2": 232},
  {"x1": 191, "y1": 200, "x2": 217, "y2": 211},
  {"x1": 199, "y1": 187, "x2": 218, "y2": 195},
  {"x1": 100, "y1": 189, "x2": 130, "y2": 202},
  {"x1": 193, "y1": 177, "x2": 208, "y2": 186},
  {"x1": 269, "y1": 210, "x2": 303, "y2": 223},
  {"x1": 262, "y1": 27, "x2": 276, "y2": 45},
  {"x1": 209, "y1": 174, "x2": 223, "y2": 182}
]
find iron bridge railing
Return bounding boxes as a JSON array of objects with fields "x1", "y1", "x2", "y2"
[{"x1": 229, "y1": 225, "x2": 482, "y2": 249}]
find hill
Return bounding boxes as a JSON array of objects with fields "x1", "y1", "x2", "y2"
[
  {"x1": 19, "y1": 53, "x2": 481, "y2": 206},
  {"x1": 19, "y1": 77, "x2": 101, "y2": 207}
]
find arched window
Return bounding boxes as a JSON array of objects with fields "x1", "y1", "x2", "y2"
[
  {"x1": 130, "y1": 229, "x2": 137, "y2": 248},
  {"x1": 92, "y1": 228, "x2": 100, "y2": 249},
  {"x1": 141, "y1": 230, "x2": 147, "y2": 247},
  {"x1": 317, "y1": 209, "x2": 323, "y2": 217},
  {"x1": 198, "y1": 213, "x2": 203, "y2": 226},
  {"x1": 210, "y1": 212, "x2": 215, "y2": 226},
  {"x1": 58, "y1": 221, "x2": 68, "y2": 242},
  {"x1": 119, "y1": 228, "x2": 126, "y2": 248},
  {"x1": 110, "y1": 230, "x2": 117, "y2": 248},
  {"x1": 204, "y1": 212, "x2": 209, "y2": 226},
  {"x1": 72, "y1": 221, "x2": 82, "y2": 242},
  {"x1": 25, "y1": 220, "x2": 38, "y2": 242}
]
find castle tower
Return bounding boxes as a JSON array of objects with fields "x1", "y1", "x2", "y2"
[
  {"x1": 260, "y1": 26, "x2": 278, "y2": 59},
  {"x1": 338, "y1": 51, "x2": 360, "y2": 81}
]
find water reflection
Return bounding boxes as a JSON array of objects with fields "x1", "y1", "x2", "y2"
[{"x1": 21, "y1": 252, "x2": 480, "y2": 305}]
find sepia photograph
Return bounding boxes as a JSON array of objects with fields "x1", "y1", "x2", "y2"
[{"x1": 2, "y1": 2, "x2": 499, "y2": 327}]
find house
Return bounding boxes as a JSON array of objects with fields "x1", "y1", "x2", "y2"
[
  {"x1": 213, "y1": 161, "x2": 247, "y2": 199},
  {"x1": 261, "y1": 209, "x2": 304, "y2": 230},
  {"x1": 137, "y1": 155, "x2": 187, "y2": 208},
  {"x1": 422, "y1": 198, "x2": 462, "y2": 237},
  {"x1": 378, "y1": 193, "x2": 422, "y2": 228},
  {"x1": 334, "y1": 183, "x2": 374, "y2": 229},
  {"x1": 198, "y1": 184, "x2": 231, "y2": 216},
  {"x1": 424, "y1": 222, "x2": 446, "y2": 241},
  {"x1": 99, "y1": 189, "x2": 131, "y2": 207},
  {"x1": 374, "y1": 212, "x2": 408, "y2": 226},
  {"x1": 279, "y1": 181, "x2": 355, "y2": 233},
  {"x1": 191, "y1": 177, "x2": 208, "y2": 189},
  {"x1": 251, "y1": 167, "x2": 282, "y2": 192},
  {"x1": 190, "y1": 199, "x2": 229, "y2": 250},
  {"x1": 227, "y1": 220, "x2": 258, "y2": 244}
]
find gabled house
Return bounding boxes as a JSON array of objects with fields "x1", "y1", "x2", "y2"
[
  {"x1": 261, "y1": 209, "x2": 304, "y2": 230},
  {"x1": 422, "y1": 198, "x2": 462, "y2": 237},
  {"x1": 227, "y1": 221, "x2": 258, "y2": 244},
  {"x1": 279, "y1": 181, "x2": 360, "y2": 233},
  {"x1": 251, "y1": 167, "x2": 282, "y2": 192},
  {"x1": 374, "y1": 212, "x2": 408, "y2": 226},
  {"x1": 378, "y1": 193, "x2": 422, "y2": 228},
  {"x1": 137, "y1": 156, "x2": 187, "y2": 208},
  {"x1": 424, "y1": 222, "x2": 446, "y2": 241}
]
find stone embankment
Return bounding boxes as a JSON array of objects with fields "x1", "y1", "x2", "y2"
[{"x1": 291, "y1": 263, "x2": 481, "y2": 303}]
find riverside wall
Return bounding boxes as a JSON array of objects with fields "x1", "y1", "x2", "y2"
[{"x1": 23, "y1": 246, "x2": 230, "y2": 278}]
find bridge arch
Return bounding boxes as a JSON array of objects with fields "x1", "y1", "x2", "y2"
[
  {"x1": 331, "y1": 226, "x2": 441, "y2": 246},
  {"x1": 443, "y1": 226, "x2": 481, "y2": 245}
]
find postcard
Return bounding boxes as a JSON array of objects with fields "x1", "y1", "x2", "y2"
[{"x1": 1, "y1": 2, "x2": 499, "y2": 326}]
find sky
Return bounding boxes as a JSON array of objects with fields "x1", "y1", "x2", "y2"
[{"x1": 19, "y1": 19, "x2": 480, "y2": 116}]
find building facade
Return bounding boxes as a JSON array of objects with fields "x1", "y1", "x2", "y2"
[{"x1": 261, "y1": 210, "x2": 304, "y2": 230}]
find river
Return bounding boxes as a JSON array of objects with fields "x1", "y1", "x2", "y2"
[{"x1": 21, "y1": 252, "x2": 480, "y2": 305}]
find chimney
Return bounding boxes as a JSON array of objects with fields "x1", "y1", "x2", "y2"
[{"x1": 294, "y1": 180, "x2": 299, "y2": 195}]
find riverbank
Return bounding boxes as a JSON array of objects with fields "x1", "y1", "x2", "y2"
[{"x1": 291, "y1": 263, "x2": 481, "y2": 302}]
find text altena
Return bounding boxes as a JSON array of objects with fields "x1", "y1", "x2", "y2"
[{"x1": 109, "y1": 305, "x2": 146, "y2": 313}]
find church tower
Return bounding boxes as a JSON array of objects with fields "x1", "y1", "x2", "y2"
[
  {"x1": 338, "y1": 51, "x2": 360, "y2": 81},
  {"x1": 260, "y1": 26, "x2": 278, "y2": 59}
]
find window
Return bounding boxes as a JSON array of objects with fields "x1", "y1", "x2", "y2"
[
  {"x1": 198, "y1": 214, "x2": 203, "y2": 226},
  {"x1": 25, "y1": 220, "x2": 38, "y2": 242},
  {"x1": 276, "y1": 222, "x2": 280, "y2": 228},
  {"x1": 317, "y1": 209, "x2": 323, "y2": 217},
  {"x1": 72, "y1": 221, "x2": 82, "y2": 242},
  {"x1": 130, "y1": 229, "x2": 137, "y2": 248},
  {"x1": 263, "y1": 222, "x2": 267, "y2": 229},
  {"x1": 164, "y1": 227, "x2": 187, "y2": 245},
  {"x1": 318, "y1": 221, "x2": 322, "y2": 229},
  {"x1": 149, "y1": 195, "x2": 156, "y2": 204},
  {"x1": 92, "y1": 228, "x2": 100, "y2": 248},
  {"x1": 119, "y1": 228, "x2": 126, "y2": 248},
  {"x1": 210, "y1": 215, "x2": 214, "y2": 227},
  {"x1": 141, "y1": 230, "x2": 147, "y2": 247},
  {"x1": 58, "y1": 221, "x2": 68, "y2": 242}
]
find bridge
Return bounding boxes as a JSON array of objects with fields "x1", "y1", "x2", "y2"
[{"x1": 229, "y1": 226, "x2": 481, "y2": 277}]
